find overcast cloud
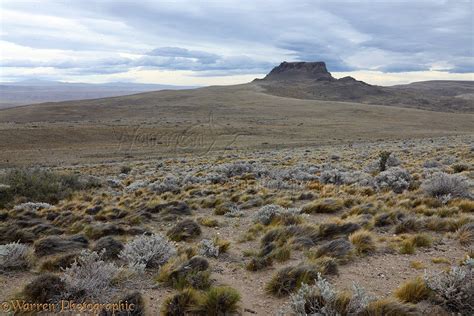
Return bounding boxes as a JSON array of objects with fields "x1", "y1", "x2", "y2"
[{"x1": 0, "y1": 0, "x2": 472, "y2": 85}]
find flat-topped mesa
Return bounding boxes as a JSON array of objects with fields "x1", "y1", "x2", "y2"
[{"x1": 263, "y1": 61, "x2": 336, "y2": 81}]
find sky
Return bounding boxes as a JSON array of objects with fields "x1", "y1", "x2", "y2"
[{"x1": 0, "y1": 0, "x2": 473, "y2": 86}]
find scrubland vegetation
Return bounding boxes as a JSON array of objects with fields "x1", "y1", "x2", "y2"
[{"x1": 0, "y1": 135, "x2": 472, "y2": 315}]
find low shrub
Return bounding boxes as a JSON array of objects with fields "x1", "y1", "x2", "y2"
[
  {"x1": 0, "y1": 168, "x2": 98, "y2": 207},
  {"x1": 62, "y1": 250, "x2": 121, "y2": 300},
  {"x1": 424, "y1": 258, "x2": 473, "y2": 314},
  {"x1": 422, "y1": 172, "x2": 470, "y2": 201},
  {"x1": 0, "y1": 241, "x2": 32, "y2": 272},
  {"x1": 119, "y1": 234, "x2": 176, "y2": 272},
  {"x1": 374, "y1": 167, "x2": 411, "y2": 194},
  {"x1": 284, "y1": 274, "x2": 373, "y2": 315}
]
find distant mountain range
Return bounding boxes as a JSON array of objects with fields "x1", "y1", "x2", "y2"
[{"x1": 0, "y1": 80, "x2": 197, "y2": 109}]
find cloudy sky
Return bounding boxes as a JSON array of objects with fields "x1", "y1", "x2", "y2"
[{"x1": 0, "y1": 0, "x2": 472, "y2": 85}]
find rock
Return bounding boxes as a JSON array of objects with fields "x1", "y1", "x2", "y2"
[{"x1": 262, "y1": 61, "x2": 335, "y2": 81}]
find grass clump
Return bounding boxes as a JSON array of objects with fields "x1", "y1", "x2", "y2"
[
  {"x1": 399, "y1": 240, "x2": 416, "y2": 254},
  {"x1": 157, "y1": 256, "x2": 211, "y2": 290},
  {"x1": 363, "y1": 299, "x2": 419, "y2": 315},
  {"x1": 394, "y1": 277, "x2": 431, "y2": 303},
  {"x1": 266, "y1": 265, "x2": 318, "y2": 297},
  {"x1": 22, "y1": 274, "x2": 67, "y2": 303},
  {"x1": 302, "y1": 198, "x2": 344, "y2": 214},
  {"x1": 410, "y1": 261, "x2": 425, "y2": 270},
  {"x1": 349, "y1": 230, "x2": 376, "y2": 255},
  {"x1": 431, "y1": 257, "x2": 450, "y2": 264},
  {"x1": 314, "y1": 238, "x2": 353, "y2": 259},
  {"x1": 456, "y1": 222, "x2": 473, "y2": 246},
  {"x1": 197, "y1": 217, "x2": 219, "y2": 227},
  {"x1": 196, "y1": 286, "x2": 241, "y2": 316},
  {"x1": 410, "y1": 233, "x2": 432, "y2": 248},
  {"x1": 160, "y1": 288, "x2": 201, "y2": 316},
  {"x1": 167, "y1": 219, "x2": 202, "y2": 242}
]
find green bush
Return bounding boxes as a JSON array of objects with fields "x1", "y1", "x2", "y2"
[{"x1": 0, "y1": 168, "x2": 98, "y2": 207}]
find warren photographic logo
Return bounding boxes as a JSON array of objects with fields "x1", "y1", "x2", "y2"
[{"x1": 114, "y1": 112, "x2": 243, "y2": 155}]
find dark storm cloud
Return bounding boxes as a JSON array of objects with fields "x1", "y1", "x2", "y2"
[{"x1": 1, "y1": 0, "x2": 472, "y2": 79}]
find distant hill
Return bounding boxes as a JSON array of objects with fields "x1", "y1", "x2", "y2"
[
  {"x1": 0, "y1": 80, "x2": 197, "y2": 109},
  {"x1": 254, "y1": 62, "x2": 474, "y2": 112}
]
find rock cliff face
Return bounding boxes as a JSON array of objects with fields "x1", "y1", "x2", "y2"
[{"x1": 263, "y1": 61, "x2": 335, "y2": 81}]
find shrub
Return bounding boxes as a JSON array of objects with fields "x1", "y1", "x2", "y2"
[
  {"x1": 119, "y1": 234, "x2": 176, "y2": 272},
  {"x1": 149, "y1": 175, "x2": 181, "y2": 194},
  {"x1": 199, "y1": 237, "x2": 230, "y2": 258},
  {"x1": 62, "y1": 250, "x2": 121, "y2": 300},
  {"x1": 349, "y1": 230, "x2": 376, "y2": 255},
  {"x1": 22, "y1": 274, "x2": 66, "y2": 303},
  {"x1": 254, "y1": 204, "x2": 282, "y2": 225},
  {"x1": 196, "y1": 286, "x2": 241, "y2": 316},
  {"x1": 374, "y1": 167, "x2": 411, "y2": 193},
  {"x1": 424, "y1": 259, "x2": 473, "y2": 314},
  {"x1": 167, "y1": 219, "x2": 202, "y2": 242},
  {"x1": 216, "y1": 162, "x2": 265, "y2": 178},
  {"x1": 422, "y1": 172, "x2": 470, "y2": 200},
  {"x1": 161, "y1": 288, "x2": 201, "y2": 316},
  {"x1": 285, "y1": 274, "x2": 373, "y2": 315},
  {"x1": 319, "y1": 169, "x2": 346, "y2": 185},
  {"x1": 0, "y1": 168, "x2": 97, "y2": 207},
  {"x1": 0, "y1": 241, "x2": 32, "y2": 272},
  {"x1": 394, "y1": 277, "x2": 431, "y2": 303},
  {"x1": 378, "y1": 151, "x2": 397, "y2": 172},
  {"x1": 254, "y1": 205, "x2": 301, "y2": 225}
]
